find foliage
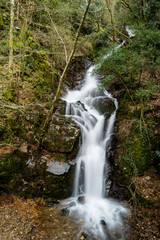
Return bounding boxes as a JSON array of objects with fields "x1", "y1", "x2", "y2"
[
  {"x1": 92, "y1": 0, "x2": 160, "y2": 182},
  {"x1": 135, "y1": 78, "x2": 160, "y2": 102}
]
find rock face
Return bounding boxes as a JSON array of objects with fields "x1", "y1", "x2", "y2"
[
  {"x1": 0, "y1": 145, "x2": 76, "y2": 199},
  {"x1": 0, "y1": 110, "x2": 81, "y2": 200},
  {"x1": 0, "y1": 57, "x2": 88, "y2": 200},
  {"x1": 43, "y1": 114, "x2": 80, "y2": 153},
  {"x1": 93, "y1": 97, "x2": 116, "y2": 117}
]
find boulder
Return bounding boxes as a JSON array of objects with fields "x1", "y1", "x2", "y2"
[
  {"x1": 0, "y1": 145, "x2": 29, "y2": 187},
  {"x1": 60, "y1": 207, "x2": 70, "y2": 216},
  {"x1": 0, "y1": 145, "x2": 75, "y2": 199},
  {"x1": 92, "y1": 97, "x2": 116, "y2": 117},
  {"x1": 43, "y1": 114, "x2": 80, "y2": 153},
  {"x1": 46, "y1": 160, "x2": 70, "y2": 175},
  {"x1": 77, "y1": 195, "x2": 85, "y2": 204}
]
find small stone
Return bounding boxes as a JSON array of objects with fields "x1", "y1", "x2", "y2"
[
  {"x1": 60, "y1": 208, "x2": 70, "y2": 216},
  {"x1": 68, "y1": 201, "x2": 76, "y2": 207},
  {"x1": 77, "y1": 195, "x2": 85, "y2": 204},
  {"x1": 145, "y1": 176, "x2": 151, "y2": 181}
]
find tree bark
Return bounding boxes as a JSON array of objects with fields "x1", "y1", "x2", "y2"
[
  {"x1": 9, "y1": 0, "x2": 14, "y2": 84},
  {"x1": 37, "y1": 0, "x2": 92, "y2": 151}
]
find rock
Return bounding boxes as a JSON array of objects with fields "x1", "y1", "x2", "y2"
[
  {"x1": 54, "y1": 99, "x2": 66, "y2": 115},
  {"x1": 105, "y1": 180, "x2": 112, "y2": 197},
  {"x1": 92, "y1": 97, "x2": 115, "y2": 117},
  {"x1": 0, "y1": 145, "x2": 29, "y2": 188},
  {"x1": 60, "y1": 208, "x2": 70, "y2": 216},
  {"x1": 76, "y1": 101, "x2": 87, "y2": 111},
  {"x1": 46, "y1": 160, "x2": 70, "y2": 175},
  {"x1": 109, "y1": 181, "x2": 128, "y2": 201},
  {"x1": 77, "y1": 195, "x2": 85, "y2": 204},
  {"x1": 64, "y1": 56, "x2": 89, "y2": 90},
  {"x1": 68, "y1": 201, "x2": 76, "y2": 208},
  {"x1": 100, "y1": 220, "x2": 106, "y2": 226},
  {"x1": 43, "y1": 114, "x2": 80, "y2": 153}
]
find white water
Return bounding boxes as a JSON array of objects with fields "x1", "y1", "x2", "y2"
[
  {"x1": 62, "y1": 50, "x2": 129, "y2": 239},
  {"x1": 126, "y1": 25, "x2": 135, "y2": 38}
]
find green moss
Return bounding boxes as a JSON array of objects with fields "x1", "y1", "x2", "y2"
[
  {"x1": 43, "y1": 173, "x2": 72, "y2": 199},
  {"x1": 0, "y1": 11, "x2": 4, "y2": 29}
]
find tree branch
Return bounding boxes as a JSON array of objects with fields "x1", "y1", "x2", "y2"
[
  {"x1": 43, "y1": 3, "x2": 68, "y2": 64},
  {"x1": 37, "y1": 0, "x2": 92, "y2": 151}
]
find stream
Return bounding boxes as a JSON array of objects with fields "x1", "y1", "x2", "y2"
[{"x1": 62, "y1": 64, "x2": 129, "y2": 239}]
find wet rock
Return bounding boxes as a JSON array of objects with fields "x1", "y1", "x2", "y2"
[
  {"x1": 105, "y1": 180, "x2": 112, "y2": 197},
  {"x1": 93, "y1": 97, "x2": 115, "y2": 117},
  {"x1": 109, "y1": 181, "x2": 128, "y2": 201},
  {"x1": 68, "y1": 201, "x2": 76, "y2": 207},
  {"x1": 76, "y1": 101, "x2": 87, "y2": 111},
  {"x1": 64, "y1": 56, "x2": 89, "y2": 90},
  {"x1": 60, "y1": 208, "x2": 70, "y2": 216},
  {"x1": 43, "y1": 114, "x2": 80, "y2": 153},
  {"x1": 100, "y1": 219, "x2": 106, "y2": 226},
  {"x1": 77, "y1": 195, "x2": 85, "y2": 204},
  {"x1": 54, "y1": 99, "x2": 66, "y2": 115}
]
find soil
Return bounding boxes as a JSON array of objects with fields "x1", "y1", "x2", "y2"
[{"x1": 130, "y1": 171, "x2": 160, "y2": 240}]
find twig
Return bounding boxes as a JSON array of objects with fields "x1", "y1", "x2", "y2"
[{"x1": 43, "y1": 3, "x2": 68, "y2": 64}]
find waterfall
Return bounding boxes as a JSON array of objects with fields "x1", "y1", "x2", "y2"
[
  {"x1": 126, "y1": 25, "x2": 135, "y2": 38},
  {"x1": 62, "y1": 52, "x2": 129, "y2": 239}
]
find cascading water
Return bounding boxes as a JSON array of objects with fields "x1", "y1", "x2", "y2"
[
  {"x1": 126, "y1": 25, "x2": 135, "y2": 38},
  {"x1": 62, "y1": 51, "x2": 129, "y2": 239}
]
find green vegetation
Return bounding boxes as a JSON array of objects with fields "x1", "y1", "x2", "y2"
[
  {"x1": 92, "y1": 0, "x2": 160, "y2": 180},
  {"x1": 0, "y1": 2, "x2": 159, "y2": 233}
]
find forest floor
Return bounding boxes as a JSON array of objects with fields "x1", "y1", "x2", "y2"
[
  {"x1": 0, "y1": 194, "x2": 81, "y2": 240},
  {"x1": 0, "y1": 170, "x2": 160, "y2": 240},
  {"x1": 130, "y1": 170, "x2": 160, "y2": 240}
]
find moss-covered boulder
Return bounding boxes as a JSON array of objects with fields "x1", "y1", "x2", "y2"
[
  {"x1": 0, "y1": 144, "x2": 28, "y2": 188},
  {"x1": 23, "y1": 153, "x2": 75, "y2": 199},
  {"x1": 43, "y1": 114, "x2": 80, "y2": 153},
  {"x1": 0, "y1": 144, "x2": 75, "y2": 199},
  {"x1": 93, "y1": 97, "x2": 116, "y2": 117}
]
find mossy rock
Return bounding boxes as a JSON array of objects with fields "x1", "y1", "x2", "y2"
[
  {"x1": 43, "y1": 114, "x2": 80, "y2": 153},
  {"x1": 0, "y1": 145, "x2": 28, "y2": 186},
  {"x1": 21, "y1": 153, "x2": 75, "y2": 199},
  {"x1": 93, "y1": 97, "x2": 116, "y2": 117},
  {"x1": 54, "y1": 99, "x2": 66, "y2": 115}
]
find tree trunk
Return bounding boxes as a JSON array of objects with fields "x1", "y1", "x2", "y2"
[
  {"x1": 106, "y1": 0, "x2": 116, "y2": 42},
  {"x1": 9, "y1": 0, "x2": 14, "y2": 85},
  {"x1": 37, "y1": 0, "x2": 92, "y2": 151}
]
